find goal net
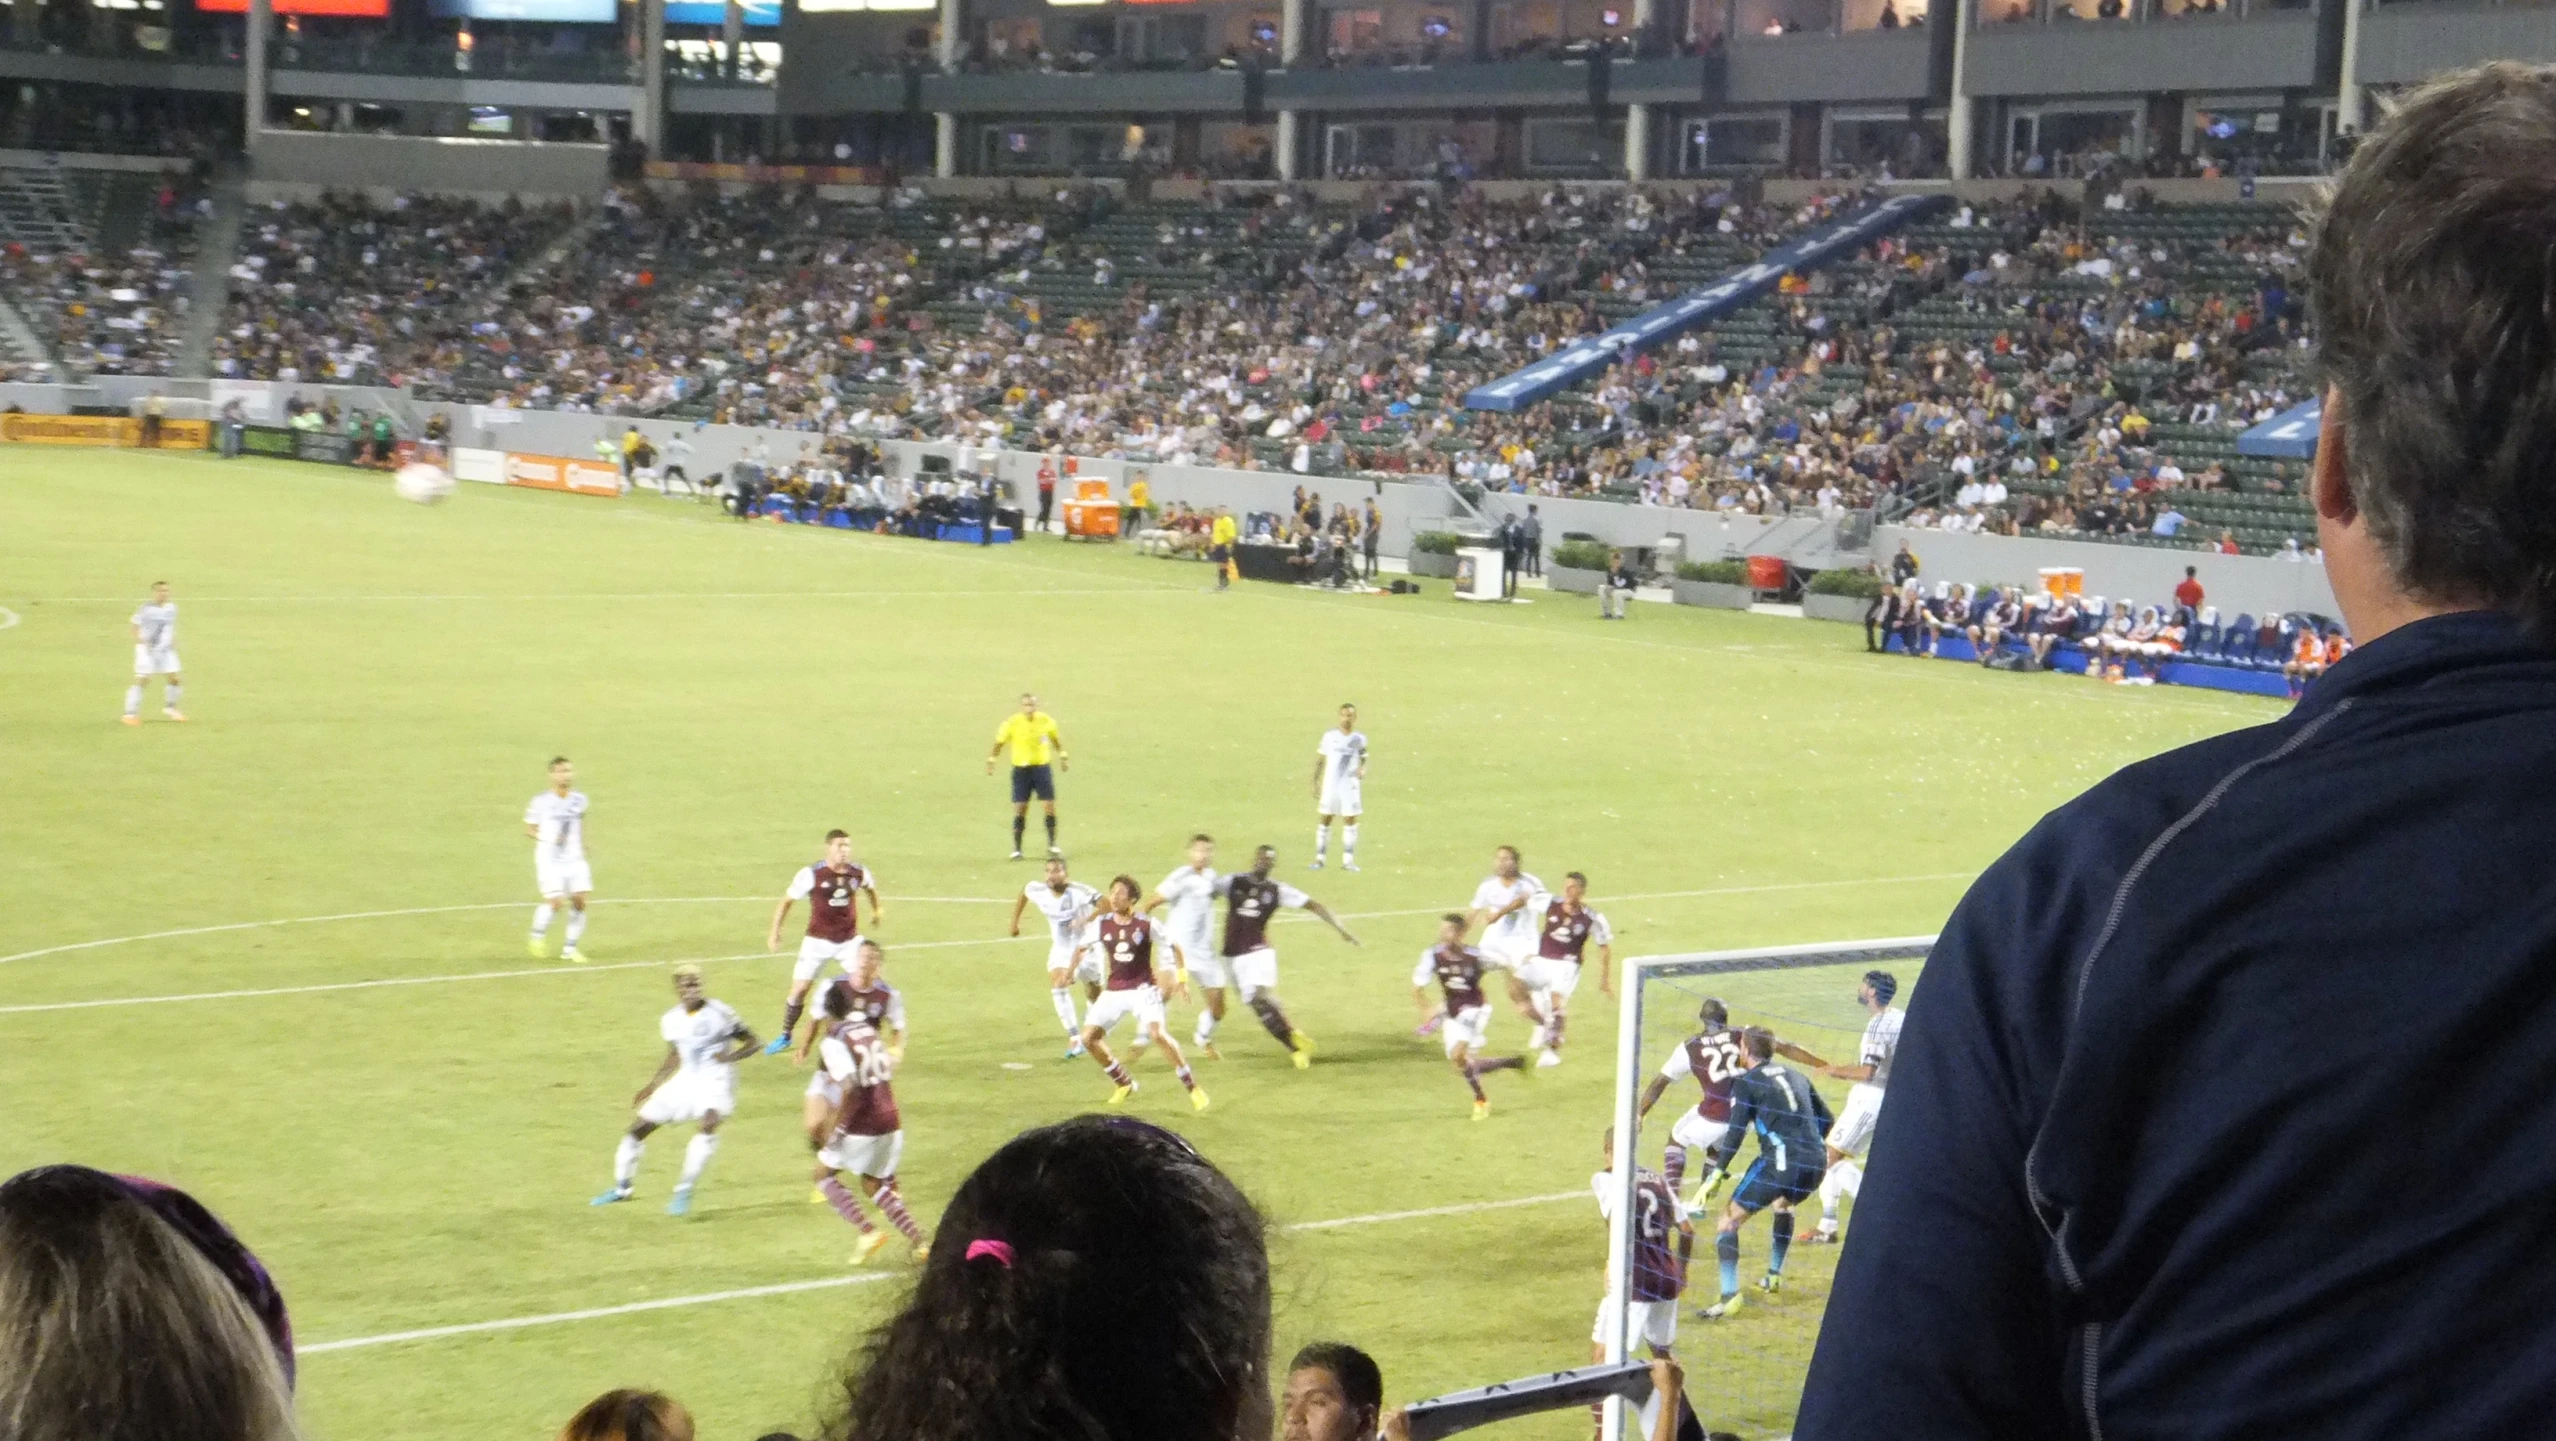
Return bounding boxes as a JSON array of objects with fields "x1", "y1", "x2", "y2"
[{"x1": 1599, "y1": 936, "x2": 1935, "y2": 1441}]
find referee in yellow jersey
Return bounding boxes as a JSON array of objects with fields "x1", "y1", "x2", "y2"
[{"x1": 988, "y1": 692, "x2": 1069, "y2": 859}]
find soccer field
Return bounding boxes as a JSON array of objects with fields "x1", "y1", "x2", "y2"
[{"x1": 0, "y1": 450, "x2": 2282, "y2": 1441}]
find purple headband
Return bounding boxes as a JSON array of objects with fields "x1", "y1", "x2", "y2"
[
  {"x1": 112, "y1": 1174, "x2": 297, "y2": 1389},
  {"x1": 964, "y1": 1239, "x2": 1015, "y2": 1268}
]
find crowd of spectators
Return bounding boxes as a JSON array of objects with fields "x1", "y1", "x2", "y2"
[{"x1": 0, "y1": 169, "x2": 205, "y2": 379}]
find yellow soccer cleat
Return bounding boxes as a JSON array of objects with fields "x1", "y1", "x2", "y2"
[
  {"x1": 1109, "y1": 1082, "x2": 1139, "y2": 1106},
  {"x1": 1190, "y1": 1086, "x2": 1212, "y2": 1113},
  {"x1": 527, "y1": 937, "x2": 549, "y2": 959},
  {"x1": 562, "y1": 945, "x2": 588, "y2": 964},
  {"x1": 1471, "y1": 1099, "x2": 1490, "y2": 1122},
  {"x1": 849, "y1": 1231, "x2": 889, "y2": 1267},
  {"x1": 1290, "y1": 1031, "x2": 1316, "y2": 1069},
  {"x1": 1200, "y1": 1042, "x2": 1222, "y2": 1061},
  {"x1": 162, "y1": 710, "x2": 186, "y2": 722},
  {"x1": 121, "y1": 714, "x2": 141, "y2": 726},
  {"x1": 809, "y1": 1186, "x2": 829, "y2": 1206}
]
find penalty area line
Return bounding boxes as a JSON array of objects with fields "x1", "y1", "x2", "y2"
[{"x1": 297, "y1": 1190, "x2": 1585, "y2": 1356}]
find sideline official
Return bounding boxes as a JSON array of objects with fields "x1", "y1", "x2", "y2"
[
  {"x1": 1801, "y1": 64, "x2": 2556, "y2": 1441},
  {"x1": 987, "y1": 693, "x2": 1068, "y2": 860}
]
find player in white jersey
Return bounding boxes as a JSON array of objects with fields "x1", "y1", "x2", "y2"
[
  {"x1": 1145, "y1": 834, "x2": 1226, "y2": 1055},
  {"x1": 1803, "y1": 969, "x2": 1904, "y2": 1244},
  {"x1": 122, "y1": 581, "x2": 184, "y2": 725},
  {"x1": 592, "y1": 966, "x2": 757, "y2": 1216},
  {"x1": 1311, "y1": 704, "x2": 1368, "y2": 871},
  {"x1": 1008, "y1": 854, "x2": 1101, "y2": 1057},
  {"x1": 1467, "y1": 845, "x2": 1546, "y2": 1023},
  {"x1": 524, "y1": 757, "x2": 594, "y2": 961}
]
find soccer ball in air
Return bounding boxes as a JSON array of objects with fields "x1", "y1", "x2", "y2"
[{"x1": 394, "y1": 463, "x2": 455, "y2": 505}]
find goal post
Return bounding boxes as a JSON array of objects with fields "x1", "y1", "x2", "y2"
[{"x1": 1600, "y1": 936, "x2": 1937, "y2": 1440}]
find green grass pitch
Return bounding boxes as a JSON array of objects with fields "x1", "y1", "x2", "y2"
[{"x1": 0, "y1": 449, "x2": 2282, "y2": 1441}]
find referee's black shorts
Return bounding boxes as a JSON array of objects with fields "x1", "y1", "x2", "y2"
[{"x1": 1010, "y1": 763, "x2": 1056, "y2": 804}]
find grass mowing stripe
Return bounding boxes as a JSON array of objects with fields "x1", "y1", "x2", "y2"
[{"x1": 297, "y1": 1190, "x2": 1588, "y2": 1356}]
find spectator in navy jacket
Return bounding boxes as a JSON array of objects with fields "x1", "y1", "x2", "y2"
[{"x1": 1799, "y1": 63, "x2": 2556, "y2": 1441}]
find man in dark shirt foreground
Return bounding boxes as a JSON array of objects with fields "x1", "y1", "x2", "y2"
[{"x1": 1800, "y1": 62, "x2": 2556, "y2": 1441}]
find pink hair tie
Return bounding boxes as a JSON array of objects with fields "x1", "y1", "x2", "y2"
[{"x1": 964, "y1": 1239, "x2": 1015, "y2": 1268}]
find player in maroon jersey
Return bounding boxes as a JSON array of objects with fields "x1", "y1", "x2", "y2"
[
  {"x1": 811, "y1": 999, "x2": 928, "y2": 1265},
  {"x1": 1592, "y1": 1126, "x2": 1694, "y2": 1371},
  {"x1": 1215, "y1": 844, "x2": 1360, "y2": 1069},
  {"x1": 1410, "y1": 914, "x2": 1529, "y2": 1120},
  {"x1": 1637, "y1": 999, "x2": 1748, "y2": 1209},
  {"x1": 764, "y1": 829, "x2": 885, "y2": 1056},
  {"x1": 1074, "y1": 877, "x2": 1209, "y2": 1111},
  {"x1": 1519, "y1": 871, "x2": 1615, "y2": 1069},
  {"x1": 796, "y1": 940, "x2": 907, "y2": 1148}
]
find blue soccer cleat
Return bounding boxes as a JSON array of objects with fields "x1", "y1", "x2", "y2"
[
  {"x1": 667, "y1": 1187, "x2": 693, "y2": 1218},
  {"x1": 762, "y1": 1034, "x2": 793, "y2": 1057},
  {"x1": 591, "y1": 1186, "x2": 632, "y2": 1207}
]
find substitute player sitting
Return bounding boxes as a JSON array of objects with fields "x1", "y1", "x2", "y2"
[
  {"x1": 763, "y1": 829, "x2": 885, "y2": 1054},
  {"x1": 812, "y1": 1006, "x2": 928, "y2": 1265},
  {"x1": 1694, "y1": 1027, "x2": 1831, "y2": 1318},
  {"x1": 592, "y1": 966, "x2": 757, "y2": 1217},
  {"x1": 1412, "y1": 913, "x2": 1529, "y2": 1120},
  {"x1": 1520, "y1": 871, "x2": 1613, "y2": 1069},
  {"x1": 1216, "y1": 845, "x2": 1360, "y2": 1069},
  {"x1": 1635, "y1": 998, "x2": 1746, "y2": 1213},
  {"x1": 1075, "y1": 877, "x2": 1209, "y2": 1112},
  {"x1": 1011, "y1": 855, "x2": 1102, "y2": 1057}
]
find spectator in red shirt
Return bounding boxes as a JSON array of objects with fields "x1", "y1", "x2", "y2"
[{"x1": 2173, "y1": 566, "x2": 2205, "y2": 613}]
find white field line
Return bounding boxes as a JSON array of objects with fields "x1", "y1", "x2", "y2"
[
  {"x1": 0, "y1": 873, "x2": 1978, "y2": 1016},
  {"x1": 0, "y1": 895, "x2": 1010, "y2": 966},
  {"x1": 41, "y1": 588, "x2": 1186, "y2": 603},
  {"x1": 0, "y1": 605, "x2": 18, "y2": 631},
  {"x1": 297, "y1": 1190, "x2": 1587, "y2": 1357}
]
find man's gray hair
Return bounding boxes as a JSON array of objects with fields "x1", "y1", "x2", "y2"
[{"x1": 2310, "y1": 62, "x2": 2556, "y2": 635}]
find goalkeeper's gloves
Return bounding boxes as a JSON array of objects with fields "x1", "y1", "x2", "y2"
[{"x1": 1699, "y1": 1166, "x2": 1732, "y2": 1202}]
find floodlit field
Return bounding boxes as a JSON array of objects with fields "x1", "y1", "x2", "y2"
[{"x1": 0, "y1": 450, "x2": 2283, "y2": 1441}]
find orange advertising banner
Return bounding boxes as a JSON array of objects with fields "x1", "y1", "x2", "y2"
[
  {"x1": 503, "y1": 452, "x2": 622, "y2": 498},
  {"x1": 0, "y1": 413, "x2": 210, "y2": 448}
]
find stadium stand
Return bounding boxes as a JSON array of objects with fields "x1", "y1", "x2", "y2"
[{"x1": 0, "y1": 165, "x2": 202, "y2": 379}]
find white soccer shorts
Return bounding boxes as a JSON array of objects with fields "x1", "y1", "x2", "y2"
[
  {"x1": 794, "y1": 935, "x2": 859, "y2": 984},
  {"x1": 1047, "y1": 939, "x2": 1102, "y2": 983},
  {"x1": 1172, "y1": 928, "x2": 1224, "y2": 988},
  {"x1": 1592, "y1": 1294, "x2": 1679, "y2": 1352},
  {"x1": 1230, "y1": 946, "x2": 1279, "y2": 997},
  {"x1": 637, "y1": 1070, "x2": 735, "y2": 1126},
  {"x1": 1084, "y1": 985, "x2": 1166, "y2": 1036},
  {"x1": 132, "y1": 644, "x2": 180, "y2": 677},
  {"x1": 1478, "y1": 934, "x2": 1534, "y2": 973},
  {"x1": 818, "y1": 1129, "x2": 903, "y2": 1180},
  {"x1": 1671, "y1": 1108, "x2": 1730, "y2": 1158},
  {"x1": 805, "y1": 1069, "x2": 843, "y2": 1106},
  {"x1": 536, "y1": 855, "x2": 594, "y2": 899},
  {"x1": 1440, "y1": 1003, "x2": 1491, "y2": 1058},
  {"x1": 1827, "y1": 1082, "x2": 1885, "y2": 1159},
  {"x1": 1519, "y1": 956, "x2": 1582, "y2": 1002},
  {"x1": 1318, "y1": 778, "x2": 1362, "y2": 816}
]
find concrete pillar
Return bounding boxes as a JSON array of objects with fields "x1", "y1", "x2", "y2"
[
  {"x1": 935, "y1": 111, "x2": 957, "y2": 177},
  {"x1": 1276, "y1": 109, "x2": 1300, "y2": 179},
  {"x1": 1947, "y1": 0, "x2": 1973, "y2": 179},
  {"x1": 722, "y1": 0, "x2": 743, "y2": 80},
  {"x1": 1281, "y1": 0, "x2": 1307, "y2": 64},
  {"x1": 2336, "y1": 0, "x2": 2364, "y2": 138},
  {"x1": 244, "y1": 0, "x2": 270, "y2": 159},
  {"x1": 1625, "y1": 102, "x2": 1650, "y2": 179},
  {"x1": 635, "y1": 0, "x2": 665, "y2": 152},
  {"x1": 935, "y1": 0, "x2": 961, "y2": 68}
]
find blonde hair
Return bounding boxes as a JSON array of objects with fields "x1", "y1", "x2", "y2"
[
  {"x1": 0, "y1": 1167, "x2": 300, "y2": 1441},
  {"x1": 560, "y1": 1390, "x2": 697, "y2": 1441}
]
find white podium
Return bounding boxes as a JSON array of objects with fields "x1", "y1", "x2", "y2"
[{"x1": 1453, "y1": 547, "x2": 1506, "y2": 601}]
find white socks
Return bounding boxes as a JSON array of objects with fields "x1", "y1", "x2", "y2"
[
  {"x1": 124, "y1": 685, "x2": 143, "y2": 717},
  {"x1": 613, "y1": 1135, "x2": 644, "y2": 1186},
  {"x1": 565, "y1": 908, "x2": 588, "y2": 945},
  {"x1": 677, "y1": 1133, "x2": 719, "y2": 1190},
  {"x1": 1314, "y1": 823, "x2": 1329, "y2": 860},
  {"x1": 164, "y1": 684, "x2": 182, "y2": 710},
  {"x1": 1818, "y1": 1159, "x2": 1863, "y2": 1228},
  {"x1": 1344, "y1": 824, "x2": 1359, "y2": 863},
  {"x1": 531, "y1": 903, "x2": 557, "y2": 937},
  {"x1": 1051, "y1": 987, "x2": 1080, "y2": 1036},
  {"x1": 1193, "y1": 1010, "x2": 1220, "y2": 1047}
]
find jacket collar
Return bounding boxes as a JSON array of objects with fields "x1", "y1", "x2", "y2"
[{"x1": 2294, "y1": 609, "x2": 2550, "y2": 722}]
